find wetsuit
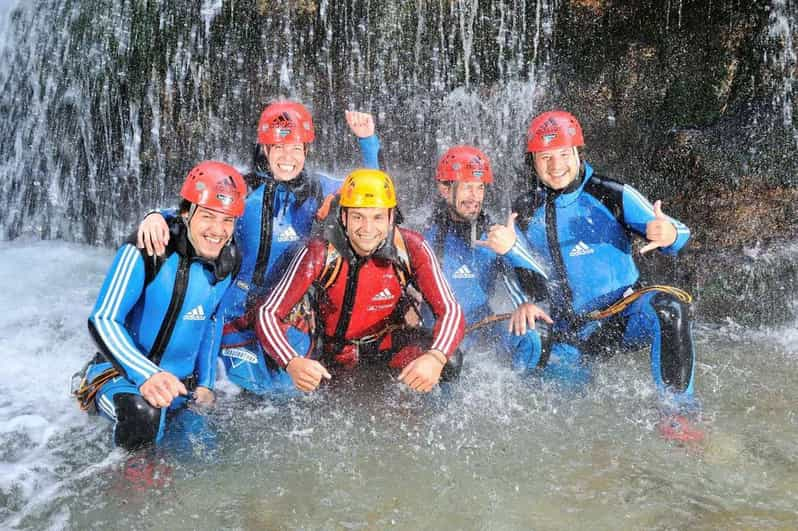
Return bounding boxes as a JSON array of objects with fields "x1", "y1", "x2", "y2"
[
  {"x1": 421, "y1": 202, "x2": 548, "y2": 366},
  {"x1": 509, "y1": 161, "x2": 695, "y2": 408},
  {"x1": 251, "y1": 220, "x2": 465, "y2": 378},
  {"x1": 85, "y1": 220, "x2": 239, "y2": 449}
]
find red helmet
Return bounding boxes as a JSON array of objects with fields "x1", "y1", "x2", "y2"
[
  {"x1": 435, "y1": 145, "x2": 494, "y2": 184},
  {"x1": 526, "y1": 110, "x2": 585, "y2": 153},
  {"x1": 257, "y1": 101, "x2": 315, "y2": 145},
  {"x1": 180, "y1": 161, "x2": 247, "y2": 217}
]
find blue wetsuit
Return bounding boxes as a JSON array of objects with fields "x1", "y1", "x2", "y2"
[
  {"x1": 85, "y1": 220, "x2": 238, "y2": 449},
  {"x1": 421, "y1": 203, "x2": 548, "y2": 363},
  {"x1": 216, "y1": 136, "x2": 381, "y2": 393},
  {"x1": 508, "y1": 162, "x2": 696, "y2": 408}
]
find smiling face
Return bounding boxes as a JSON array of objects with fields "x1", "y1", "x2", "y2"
[
  {"x1": 342, "y1": 207, "x2": 393, "y2": 256},
  {"x1": 184, "y1": 206, "x2": 236, "y2": 259},
  {"x1": 438, "y1": 181, "x2": 485, "y2": 222},
  {"x1": 532, "y1": 147, "x2": 580, "y2": 190},
  {"x1": 266, "y1": 142, "x2": 306, "y2": 181}
]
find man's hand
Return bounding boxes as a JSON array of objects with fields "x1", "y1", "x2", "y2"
[
  {"x1": 398, "y1": 350, "x2": 446, "y2": 392},
  {"x1": 140, "y1": 371, "x2": 187, "y2": 408},
  {"x1": 136, "y1": 213, "x2": 170, "y2": 257},
  {"x1": 474, "y1": 212, "x2": 518, "y2": 255},
  {"x1": 345, "y1": 111, "x2": 375, "y2": 139},
  {"x1": 509, "y1": 302, "x2": 553, "y2": 335},
  {"x1": 286, "y1": 357, "x2": 332, "y2": 392},
  {"x1": 640, "y1": 200, "x2": 678, "y2": 254},
  {"x1": 192, "y1": 386, "x2": 215, "y2": 407}
]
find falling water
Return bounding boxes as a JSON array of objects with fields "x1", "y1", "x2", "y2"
[
  {"x1": 768, "y1": 0, "x2": 798, "y2": 148},
  {"x1": 0, "y1": 0, "x2": 557, "y2": 244}
]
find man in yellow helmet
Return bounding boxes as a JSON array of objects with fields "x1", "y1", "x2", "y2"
[{"x1": 237, "y1": 169, "x2": 465, "y2": 392}]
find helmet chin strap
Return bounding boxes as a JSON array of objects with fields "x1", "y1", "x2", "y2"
[{"x1": 183, "y1": 203, "x2": 199, "y2": 252}]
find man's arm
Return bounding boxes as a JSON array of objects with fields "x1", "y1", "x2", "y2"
[
  {"x1": 254, "y1": 242, "x2": 325, "y2": 368},
  {"x1": 622, "y1": 185, "x2": 690, "y2": 255},
  {"x1": 88, "y1": 244, "x2": 161, "y2": 388},
  {"x1": 195, "y1": 313, "x2": 224, "y2": 390},
  {"x1": 404, "y1": 231, "x2": 465, "y2": 359}
]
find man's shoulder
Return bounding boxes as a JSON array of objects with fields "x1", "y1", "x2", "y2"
[{"x1": 397, "y1": 226, "x2": 425, "y2": 246}]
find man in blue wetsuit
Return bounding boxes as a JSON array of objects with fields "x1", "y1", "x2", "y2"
[
  {"x1": 77, "y1": 161, "x2": 247, "y2": 450},
  {"x1": 420, "y1": 145, "x2": 550, "y2": 367},
  {"x1": 137, "y1": 101, "x2": 380, "y2": 394},
  {"x1": 506, "y1": 110, "x2": 702, "y2": 441}
]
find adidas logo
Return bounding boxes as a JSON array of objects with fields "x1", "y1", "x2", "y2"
[
  {"x1": 371, "y1": 288, "x2": 394, "y2": 301},
  {"x1": 277, "y1": 227, "x2": 299, "y2": 242},
  {"x1": 452, "y1": 264, "x2": 476, "y2": 279},
  {"x1": 183, "y1": 305, "x2": 206, "y2": 321},
  {"x1": 569, "y1": 241, "x2": 594, "y2": 257}
]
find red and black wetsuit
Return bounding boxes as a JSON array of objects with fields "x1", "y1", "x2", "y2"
[{"x1": 252, "y1": 224, "x2": 465, "y2": 370}]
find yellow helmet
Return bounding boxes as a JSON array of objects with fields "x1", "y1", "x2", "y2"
[{"x1": 339, "y1": 168, "x2": 397, "y2": 208}]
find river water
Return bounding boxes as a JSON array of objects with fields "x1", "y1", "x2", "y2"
[{"x1": 0, "y1": 240, "x2": 796, "y2": 529}]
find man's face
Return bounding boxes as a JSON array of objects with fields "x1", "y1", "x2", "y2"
[
  {"x1": 343, "y1": 207, "x2": 392, "y2": 256},
  {"x1": 266, "y1": 142, "x2": 306, "y2": 181},
  {"x1": 185, "y1": 206, "x2": 236, "y2": 260},
  {"x1": 533, "y1": 147, "x2": 580, "y2": 190},
  {"x1": 438, "y1": 181, "x2": 486, "y2": 222}
]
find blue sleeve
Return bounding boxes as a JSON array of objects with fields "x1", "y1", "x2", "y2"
[
  {"x1": 88, "y1": 244, "x2": 161, "y2": 388},
  {"x1": 500, "y1": 268, "x2": 529, "y2": 307},
  {"x1": 358, "y1": 135, "x2": 380, "y2": 169},
  {"x1": 501, "y1": 227, "x2": 549, "y2": 280},
  {"x1": 195, "y1": 313, "x2": 223, "y2": 389},
  {"x1": 159, "y1": 208, "x2": 178, "y2": 220},
  {"x1": 621, "y1": 185, "x2": 690, "y2": 256}
]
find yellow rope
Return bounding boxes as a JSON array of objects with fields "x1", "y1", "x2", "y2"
[
  {"x1": 586, "y1": 285, "x2": 692, "y2": 320},
  {"x1": 73, "y1": 367, "x2": 120, "y2": 411}
]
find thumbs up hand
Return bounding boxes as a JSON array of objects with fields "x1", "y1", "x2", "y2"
[
  {"x1": 474, "y1": 212, "x2": 518, "y2": 255},
  {"x1": 640, "y1": 200, "x2": 678, "y2": 255}
]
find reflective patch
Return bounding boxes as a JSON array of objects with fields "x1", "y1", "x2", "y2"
[
  {"x1": 236, "y1": 279, "x2": 250, "y2": 291},
  {"x1": 222, "y1": 347, "x2": 258, "y2": 365}
]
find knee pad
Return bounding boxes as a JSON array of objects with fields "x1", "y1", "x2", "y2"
[
  {"x1": 652, "y1": 293, "x2": 695, "y2": 392},
  {"x1": 511, "y1": 331, "x2": 545, "y2": 373},
  {"x1": 113, "y1": 393, "x2": 162, "y2": 451},
  {"x1": 440, "y1": 348, "x2": 463, "y2": 382}
]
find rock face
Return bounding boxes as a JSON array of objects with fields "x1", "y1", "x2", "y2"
[{"x1": 0, "y1": 0, "x2": 795, "y2": 323}]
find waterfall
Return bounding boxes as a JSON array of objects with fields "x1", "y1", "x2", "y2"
[
  {"x1": 768, "y1": 0, "x2": 798, "y2": 149},
  {"x1": 0, "y1": 0, "x2": 557, "y2": 244}
]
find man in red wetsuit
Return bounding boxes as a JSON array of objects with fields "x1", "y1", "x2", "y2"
[{"x1": 250, "y1": 168, "x2": 465, "y2": 393}]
